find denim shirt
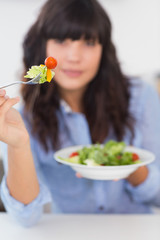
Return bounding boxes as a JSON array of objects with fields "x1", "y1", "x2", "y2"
[{"x1": 1, "y1": 79, "x2": 160, "y2": 227}]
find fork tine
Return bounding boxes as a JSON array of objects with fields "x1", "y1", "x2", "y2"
[{"x1": 24, "y1": 73, "x2": 41, "y2": 84}]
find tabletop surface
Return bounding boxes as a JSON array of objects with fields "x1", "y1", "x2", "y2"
[{"x1": 0, "y1": 213, "x2": 160, "y2": 240}]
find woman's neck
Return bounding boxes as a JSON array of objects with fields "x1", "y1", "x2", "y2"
[{"x1": 58, "y1": 87, "x2": 85, "y2": 113}]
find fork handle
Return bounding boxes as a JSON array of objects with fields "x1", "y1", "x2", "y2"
[
  {"x1": 0, "y1": 80, "x2": 36, "y2": 89},
  {"x1": 0, "y1": 82, "x2": 24, "y2": 89}
]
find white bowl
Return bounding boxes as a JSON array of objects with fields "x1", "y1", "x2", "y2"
[{"x1": 54, "y1": 145, "x2": 155, "y2": 180}]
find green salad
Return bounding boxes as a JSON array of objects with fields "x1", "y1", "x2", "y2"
[
  {"x1": 24, "y1": 65, "x2": 55, "y2": 84},
  {"x1": 59, "y1": 140, "x2": 141, "y2": 166},
  {"x1": 24, "y1": 56, "x2": 57, "y2": 84}
]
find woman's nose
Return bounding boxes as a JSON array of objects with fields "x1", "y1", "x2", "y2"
[{"x1": 66, "y1": 41, "x2": 82, "y2": 62}]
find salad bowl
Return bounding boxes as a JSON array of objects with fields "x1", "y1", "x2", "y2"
[{"x1": 54, "y1": 144, "x2": 155, "y2": 180}]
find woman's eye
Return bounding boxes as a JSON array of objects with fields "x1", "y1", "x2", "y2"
[
  {"x1": 54, "y1": 39, "x2": 65, "y2": 44},
  {"x1": 85, "y1": 40, "x2": 96, "y2": 46}
]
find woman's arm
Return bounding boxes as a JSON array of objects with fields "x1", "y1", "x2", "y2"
[
  {"x1": 7, "y1": 141, "x2": 40, "y2": 204},
  {"x1": 125, "y1": 82, "x2": 160, "y2": 205},
  {"x1": 0, "y1": 89, "x2": 52, "y2": 227},
  {"x1": 126, "y1": 166, "x2": 148, "y2": 186},
  {"x1": 0, "y1": 89, "x2": 39, "y2": 204}
]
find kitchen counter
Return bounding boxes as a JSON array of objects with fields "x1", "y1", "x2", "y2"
[{"x1": 0, "y1": 213, "x2": 160, "y2": 240}]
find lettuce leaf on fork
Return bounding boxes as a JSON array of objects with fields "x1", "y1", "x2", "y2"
[{"x1": 24, "y1": 65, "x2": 55, "y2": 84}]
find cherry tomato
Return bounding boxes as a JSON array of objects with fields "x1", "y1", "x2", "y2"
[
  {"x1": 132, "y1": 153, "x2": 139, "y2": 161},
  {"x1": 69, "y1": 152, "x2": 79, "y2": 158},
  {"x1": 44, "y1": 57, "x2": 57, "y2": 69}
]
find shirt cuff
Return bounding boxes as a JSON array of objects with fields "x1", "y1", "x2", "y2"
[
  {"x1": 125, "y1": 164, "x2": 160, "y2": 203},
  {"x1": 0, "y1": 176, "x2": 52, "y2": 227}
]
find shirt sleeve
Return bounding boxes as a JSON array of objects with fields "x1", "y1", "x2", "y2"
[
  {"x1": 125, "y1": 82, "x2": 160, "y2": 205},
  {"x1": 0, "y1": 130, "x2": 52, "y2": 227}
]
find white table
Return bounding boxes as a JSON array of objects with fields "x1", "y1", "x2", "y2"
[{"x1": 0, "y1": 213, "x2": 160, "y2": 240}]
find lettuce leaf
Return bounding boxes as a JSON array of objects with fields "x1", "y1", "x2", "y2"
[{"x1": 24, "y1": 65, "x2": 55, "y2": 84}]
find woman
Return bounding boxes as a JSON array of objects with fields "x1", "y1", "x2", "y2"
[{"x1": 1, "y1": 0, "x2": 160, "y2": 227}]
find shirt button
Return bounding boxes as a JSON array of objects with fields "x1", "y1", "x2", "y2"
[{"x1": 99, "y1": 206, "x2": 104, "y2": 211}]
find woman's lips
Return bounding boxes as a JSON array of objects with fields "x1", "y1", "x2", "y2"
[{"x1": 62, "y1": 69, "x2": 82, "y2": 77}]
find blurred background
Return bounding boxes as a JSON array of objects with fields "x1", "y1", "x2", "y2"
[{"x1": 0, "y1": 0, "x2": 160, "y2": 211}]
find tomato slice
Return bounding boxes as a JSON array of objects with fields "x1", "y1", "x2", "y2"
[
  {"x1": 132, "y1": 153, "x2": 139, "y2": 161},
  {"x1": 69, "y1": 152, "x2": 79, "y2": 158}
]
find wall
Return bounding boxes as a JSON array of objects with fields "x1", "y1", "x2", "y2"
[{"x1": 100, "y1": 0, "x2": 160, "y2": 77}]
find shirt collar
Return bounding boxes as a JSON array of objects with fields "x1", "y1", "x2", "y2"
[{"x1": 60, "y1": 99, "x2": 73, "y2": 114}]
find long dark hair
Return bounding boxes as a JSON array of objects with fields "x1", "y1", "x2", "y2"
[{"x1": 21, "y1": 0, "x2": 135, "y2": 151}]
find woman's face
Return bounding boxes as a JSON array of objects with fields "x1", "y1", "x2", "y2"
[{"x1": 46, "y1": 38, "x2": 102, "y2": 92}]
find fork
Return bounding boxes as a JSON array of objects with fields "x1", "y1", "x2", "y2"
[{"x1": 0, "y1": 73, "x2": 41, "y2": 89}]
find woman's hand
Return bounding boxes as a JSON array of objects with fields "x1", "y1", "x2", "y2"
[
  {"x1": 126, "y1": 166, "x2": 149, "y2": 186},
  {"x1": 76, "y1": 172, "x2": 82, "y2": 178},
  {"x1": 0, "y1": 89, "x2": 29, "y2": 148}
]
